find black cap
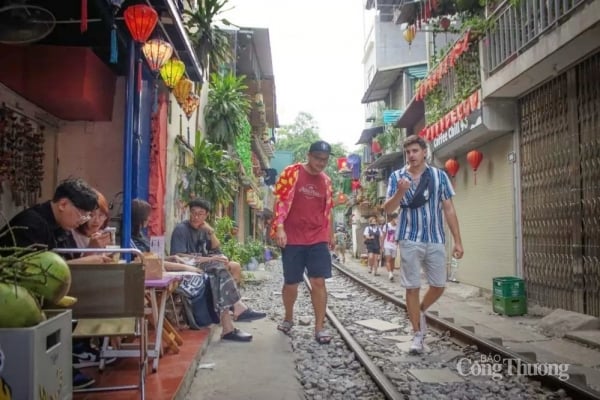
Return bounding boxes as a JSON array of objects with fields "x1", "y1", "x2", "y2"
[{"x1": 309, "y1": 140, "x2": 332, "y2": 154}]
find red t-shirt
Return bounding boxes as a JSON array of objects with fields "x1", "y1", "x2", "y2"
[{"x1": 285, "y1": 167, "x2": 330, "y2": 245}]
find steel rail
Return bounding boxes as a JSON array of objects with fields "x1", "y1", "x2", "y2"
[
  {"x1": 302, "y1": 275, "x2": 404, "y2": 400},
  {"x1": 332, "y1": 262, "x2": 600, "y2": 400}
]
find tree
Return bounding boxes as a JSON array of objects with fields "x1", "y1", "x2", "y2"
[{"x1": 275, "y1": 112, "x2": 349, "y2": 193}]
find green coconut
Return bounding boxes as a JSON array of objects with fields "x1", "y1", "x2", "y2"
[
  {"x1": 0, "y1": 283, "x2": 46, "y2": 328},
  {"x1": 18, "y1": 251, "x2": 71, "y2": 303}
]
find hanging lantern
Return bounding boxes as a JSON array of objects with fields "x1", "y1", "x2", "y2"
[
  {"x1": 174, "y1": 78, "x2": 193, "y2": 106},
  {"x1": 142, "y1": 39, "x2": 173, "y2": 72},
  {"x1": 371, "y1": 139, "x2": 382, "y2": 155},
  {"x1": 336, "y1": 192, "x2": 348, "y2": 205},
  {"x1": 403, "y1": 25, "x2": 417, "y2": 45},
  {"x1": 444, "y1": 158, "x2": 459, "y2": 178},
  {"x1": 351, "y1": 179, "x2": 362, "y2": 191},
  {"x1": 182, "y1": 93, "x2": 201, "y2": 120},
  {"x1": 466, "y1": 150, "x2": 483, "y2": 185},
  {"x1": 124, "y1": 4, "x2": 158, "y2": 43},
  {"x1": 160, "y1": 58, "x2": 186, "y2": 89}
]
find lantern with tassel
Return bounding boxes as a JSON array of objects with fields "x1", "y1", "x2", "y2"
[
  {"x1": 124, "y1": 5, "x2": 158, "y2": 43},
  {"x1": 174, "y1": 78, "x2": 193, "y2": 106},
  {"x1": 466, "y1": 150, "x2": 483, "y2": 185},
  {"x1": 403, "y1": 25, "x2": 417, "y2": 46},
  {"x1": 182, "y1": 93, "x2": 201, "y2": 120},
  {"x1": 160, "y1": 58, "x2": 186, "y2": 89},
  {"x1": 444, "y1": 158, "x2": 459, "y2": 179},
  {"x1": 142, "y1": 39, "x2": 173, "y2": 72},
  {"x1": 124, "y1": 4, "x2": 159, "y2": 92}
]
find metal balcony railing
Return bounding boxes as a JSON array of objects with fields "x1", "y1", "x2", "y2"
[{"x1": 485, "y1": 0, "x2": 586, "y2": 75}]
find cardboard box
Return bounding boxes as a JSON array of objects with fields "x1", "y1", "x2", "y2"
[
  {"x1": 143, "y1": 253, "x2": 165, "y2": 280},
  {"x1": 0, "y1": 310, "x2": 72, "y2": 400}
]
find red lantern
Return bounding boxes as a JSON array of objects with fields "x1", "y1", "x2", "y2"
[
  {"x1": 337, "y1": 157, "x2": 349, "y2": 172},
  {"x1": 124, "y1": 5, "x2": 158, "y2": 43},
  {"x1": 467, "y1": 150, "x2": 483, "y2": 185},
  {"x1": 336, "y1": 192, "x2": 348, "y2": 205},
  {"x1": 445, "y1": 158, "x2": 459, "y2": 178},
  {"x1": 371, "y1": 139, "x2": 382, "y2": 155},
  {"x1": 351, "y1": 179, "x2": 362, "y2": 191}
]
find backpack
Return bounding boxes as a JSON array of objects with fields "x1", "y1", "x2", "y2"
[{"x1": 176, "y1": 274, "x2": 220, "y2": 329}]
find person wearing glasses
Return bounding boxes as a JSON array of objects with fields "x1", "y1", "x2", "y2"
[
  {"x1": 170, "y1": 199, "x2": 266, "y2": 342},
  {"x1": 0, "y1": 177, "x2": 107, "y2": 389}
]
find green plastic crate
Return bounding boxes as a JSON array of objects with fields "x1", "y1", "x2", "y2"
[
  {"x1": 493, "y1": 276, "x2": 526, "y2": 298},
  {"x1": 493, "y1": 295, "x2": 527, "y2": 316}
]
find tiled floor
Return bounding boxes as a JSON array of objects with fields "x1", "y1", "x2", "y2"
[{"x1": 73, "y1": 328, "x2": 211, "y2": 400}]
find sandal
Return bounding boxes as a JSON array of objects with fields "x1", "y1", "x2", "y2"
[
  {"x1": 277, "y1": 320, "x2": 294, "y2": 334},
  {"x1": 315, "y1": 329, "x2": 332, "y2": 344}
]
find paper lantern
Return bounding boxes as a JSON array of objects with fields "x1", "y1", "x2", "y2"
[
  {"x1": 403, "y1": 25, "x2": 416, "y2": 45},
  {"x1": 142, "y1": 39, "x2": 173, "y2": 72},
  {"x1": 160, "y1": 58, "x2": 185, "y2": 89},
  {"x1": 371, "y1": 139, "x2": 382, "y2": 155},
  {"x1": 467, "y1": 150, "x2": 483, "y2": 185},
  {"x1": 445, "y1": 158, "x2": 459, "y2": 178},
  {"x1": 337, "y1": 157, "x2": 349, "y2": 172},
  {"x1": 182, "y1": 93, "x2": 200, "y2": 120},
  {"x1": 336, "y1": 192, "x2": 348, "y2": 205},
  {"x1": 174, "y1": 78, "x2": 193, "y2": 105},
  {"x1": 124, "y1": 4, "x2": 158, "y2": 43}
]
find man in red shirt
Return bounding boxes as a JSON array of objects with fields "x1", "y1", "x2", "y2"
[{"x1": 272, "y1": 141, "x2": 335, "y2": 344}]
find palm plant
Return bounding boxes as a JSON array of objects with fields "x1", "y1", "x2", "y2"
[
  {"x1": 183, "y1": 0, "x2": 234, "y2": 73},
  {"x1": 178, "y1": 132, "x2": 239, "y2": 209},
  {"x1": 204, "y1": 72, "x2": 251, "y2": 146}
]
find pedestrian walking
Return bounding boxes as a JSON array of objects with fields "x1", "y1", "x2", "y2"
[
  {"x1": 383, "y1": 135, "x2": 463, "y2": 354},
  {"x1": 381, "y1": 212, "x2": 398, "y2": 281},
  {"x1": 363, "y1": 217, "x2": 382, "y2": 275},
  {"x1": 271, "y1": 140, "x2": 335, "y2": 344}
]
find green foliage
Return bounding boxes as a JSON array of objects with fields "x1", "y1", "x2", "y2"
[
  {"x1": 377, "y1": 125, "x2": 402, "y2": 153},
  {"x1": 183, "y1": 0, "x2": 234, "y2": 73},
  {"x1": 364, "y1": 180, "x2": 379, "y2": 206},
  {"x1": 235, "y1": 118, "x2": 253, "y2": 175},
  {"x1": 205, "y1": 73, "x2": 251, "y2": 146},
  {"x1": 275, "y1": 112, "x2": 350, "y2": 193},
  {"x1": 178, "y1": 134, "x2": 239, "y2": 209},
  {"x1": 214, "y1": 215, "x2": 235, "y2": 242},
  {"x1": 424, "y1": 33, "x2": 481, "y2": 125}
]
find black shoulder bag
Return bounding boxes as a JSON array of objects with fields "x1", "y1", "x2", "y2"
[{"x1": 401, "y1": 167, "x2": 434, "y2": 209}]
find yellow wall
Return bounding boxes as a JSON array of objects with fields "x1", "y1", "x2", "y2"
[{"x1": 449, "y1": 133, "x2": 516, "y2": 290}]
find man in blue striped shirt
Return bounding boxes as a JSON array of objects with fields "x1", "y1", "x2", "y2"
[{"x1": 383, "y1": 135, "x2": 464, "y2": 354}]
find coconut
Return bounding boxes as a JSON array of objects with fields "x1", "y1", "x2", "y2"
[
  {"x1": 0, "y1": 283, "x2": 46, "y2": 328},
  {"x1": 18, "y1": 251, "x2": 71, "y2": 303}
]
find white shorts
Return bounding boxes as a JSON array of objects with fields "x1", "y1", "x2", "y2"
[
  {"x1": 398, "y1": 240, "x2": 446, "y2": 288},
  {"x1": 383, "y1": 247, "x2": 396, "y2": 257}
]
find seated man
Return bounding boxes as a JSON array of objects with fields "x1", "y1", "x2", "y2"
[
  {"x1": 136, "y1": 199, "x2": 264, "y2": 342},
  {"x1": 0, "y1": 178, "x2": 109, "y2": 390}
]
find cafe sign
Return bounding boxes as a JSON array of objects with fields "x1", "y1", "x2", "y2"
[
  {"x1": 432, "y1": 107, "x2": 482, "y2": 150},
  {"x1": 418, "y1": 89, "x2": 481, "y2": 143}
]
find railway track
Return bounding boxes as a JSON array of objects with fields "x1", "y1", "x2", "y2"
[{"x1": 301, "y1": 261, "x2": 600, "y2": 400}]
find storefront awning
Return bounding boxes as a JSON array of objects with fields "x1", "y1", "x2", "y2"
[
  {"x1": 368, "y1": 151, "x2": 404, "y2": 170},
  {"x1": 361, "y1": 66, "x2": 404, "y2": 104},
  {"x1": 356, "y1": 126, "x2": 384, "y2": 145},
  {"x1": 396, "y1": 97, "x2": 425, "y2": 129}
]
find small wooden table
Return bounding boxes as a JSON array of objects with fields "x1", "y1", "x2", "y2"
[{"x1": 145, "y1": 275, "x2": 183, "y2": 372}]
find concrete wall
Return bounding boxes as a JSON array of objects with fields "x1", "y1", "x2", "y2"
[
  {"x1": 375, "y1": 21, "x2": 428, "y2": 67},
  {"x1": 56, "y1": 78, "x2": 125, "y2": 204},
  {"x1": 450, "y1": 133, "x2": 517, "y2": 290}
]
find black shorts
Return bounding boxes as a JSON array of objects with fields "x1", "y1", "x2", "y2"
[{"x1": 281, "y1": 242, "x2": 332, "y2": 284}]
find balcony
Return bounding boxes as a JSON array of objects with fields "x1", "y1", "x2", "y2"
[{"x1": 482, "y1": 0, "x2": 599, "y2": 97}]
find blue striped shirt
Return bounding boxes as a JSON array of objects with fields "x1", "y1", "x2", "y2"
[{"x1": 386, "y1": 165, "x2": 454, "y2": 244}]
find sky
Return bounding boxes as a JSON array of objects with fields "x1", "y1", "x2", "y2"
[{"x1": 224, "y1": 0, "x2": 366, "y2": 152}]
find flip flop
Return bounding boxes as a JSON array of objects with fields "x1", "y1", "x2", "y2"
[
  {"x1": 315, "y1": 329, "x2": 332, "y2": 344},
  {"x1": 277, "y1": 320, "x2": 294, "y2": 334}
]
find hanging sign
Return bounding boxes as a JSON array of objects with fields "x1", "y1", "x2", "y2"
[{"x1": 432, "y1": 108, "x2": 482, "y2": 150}]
